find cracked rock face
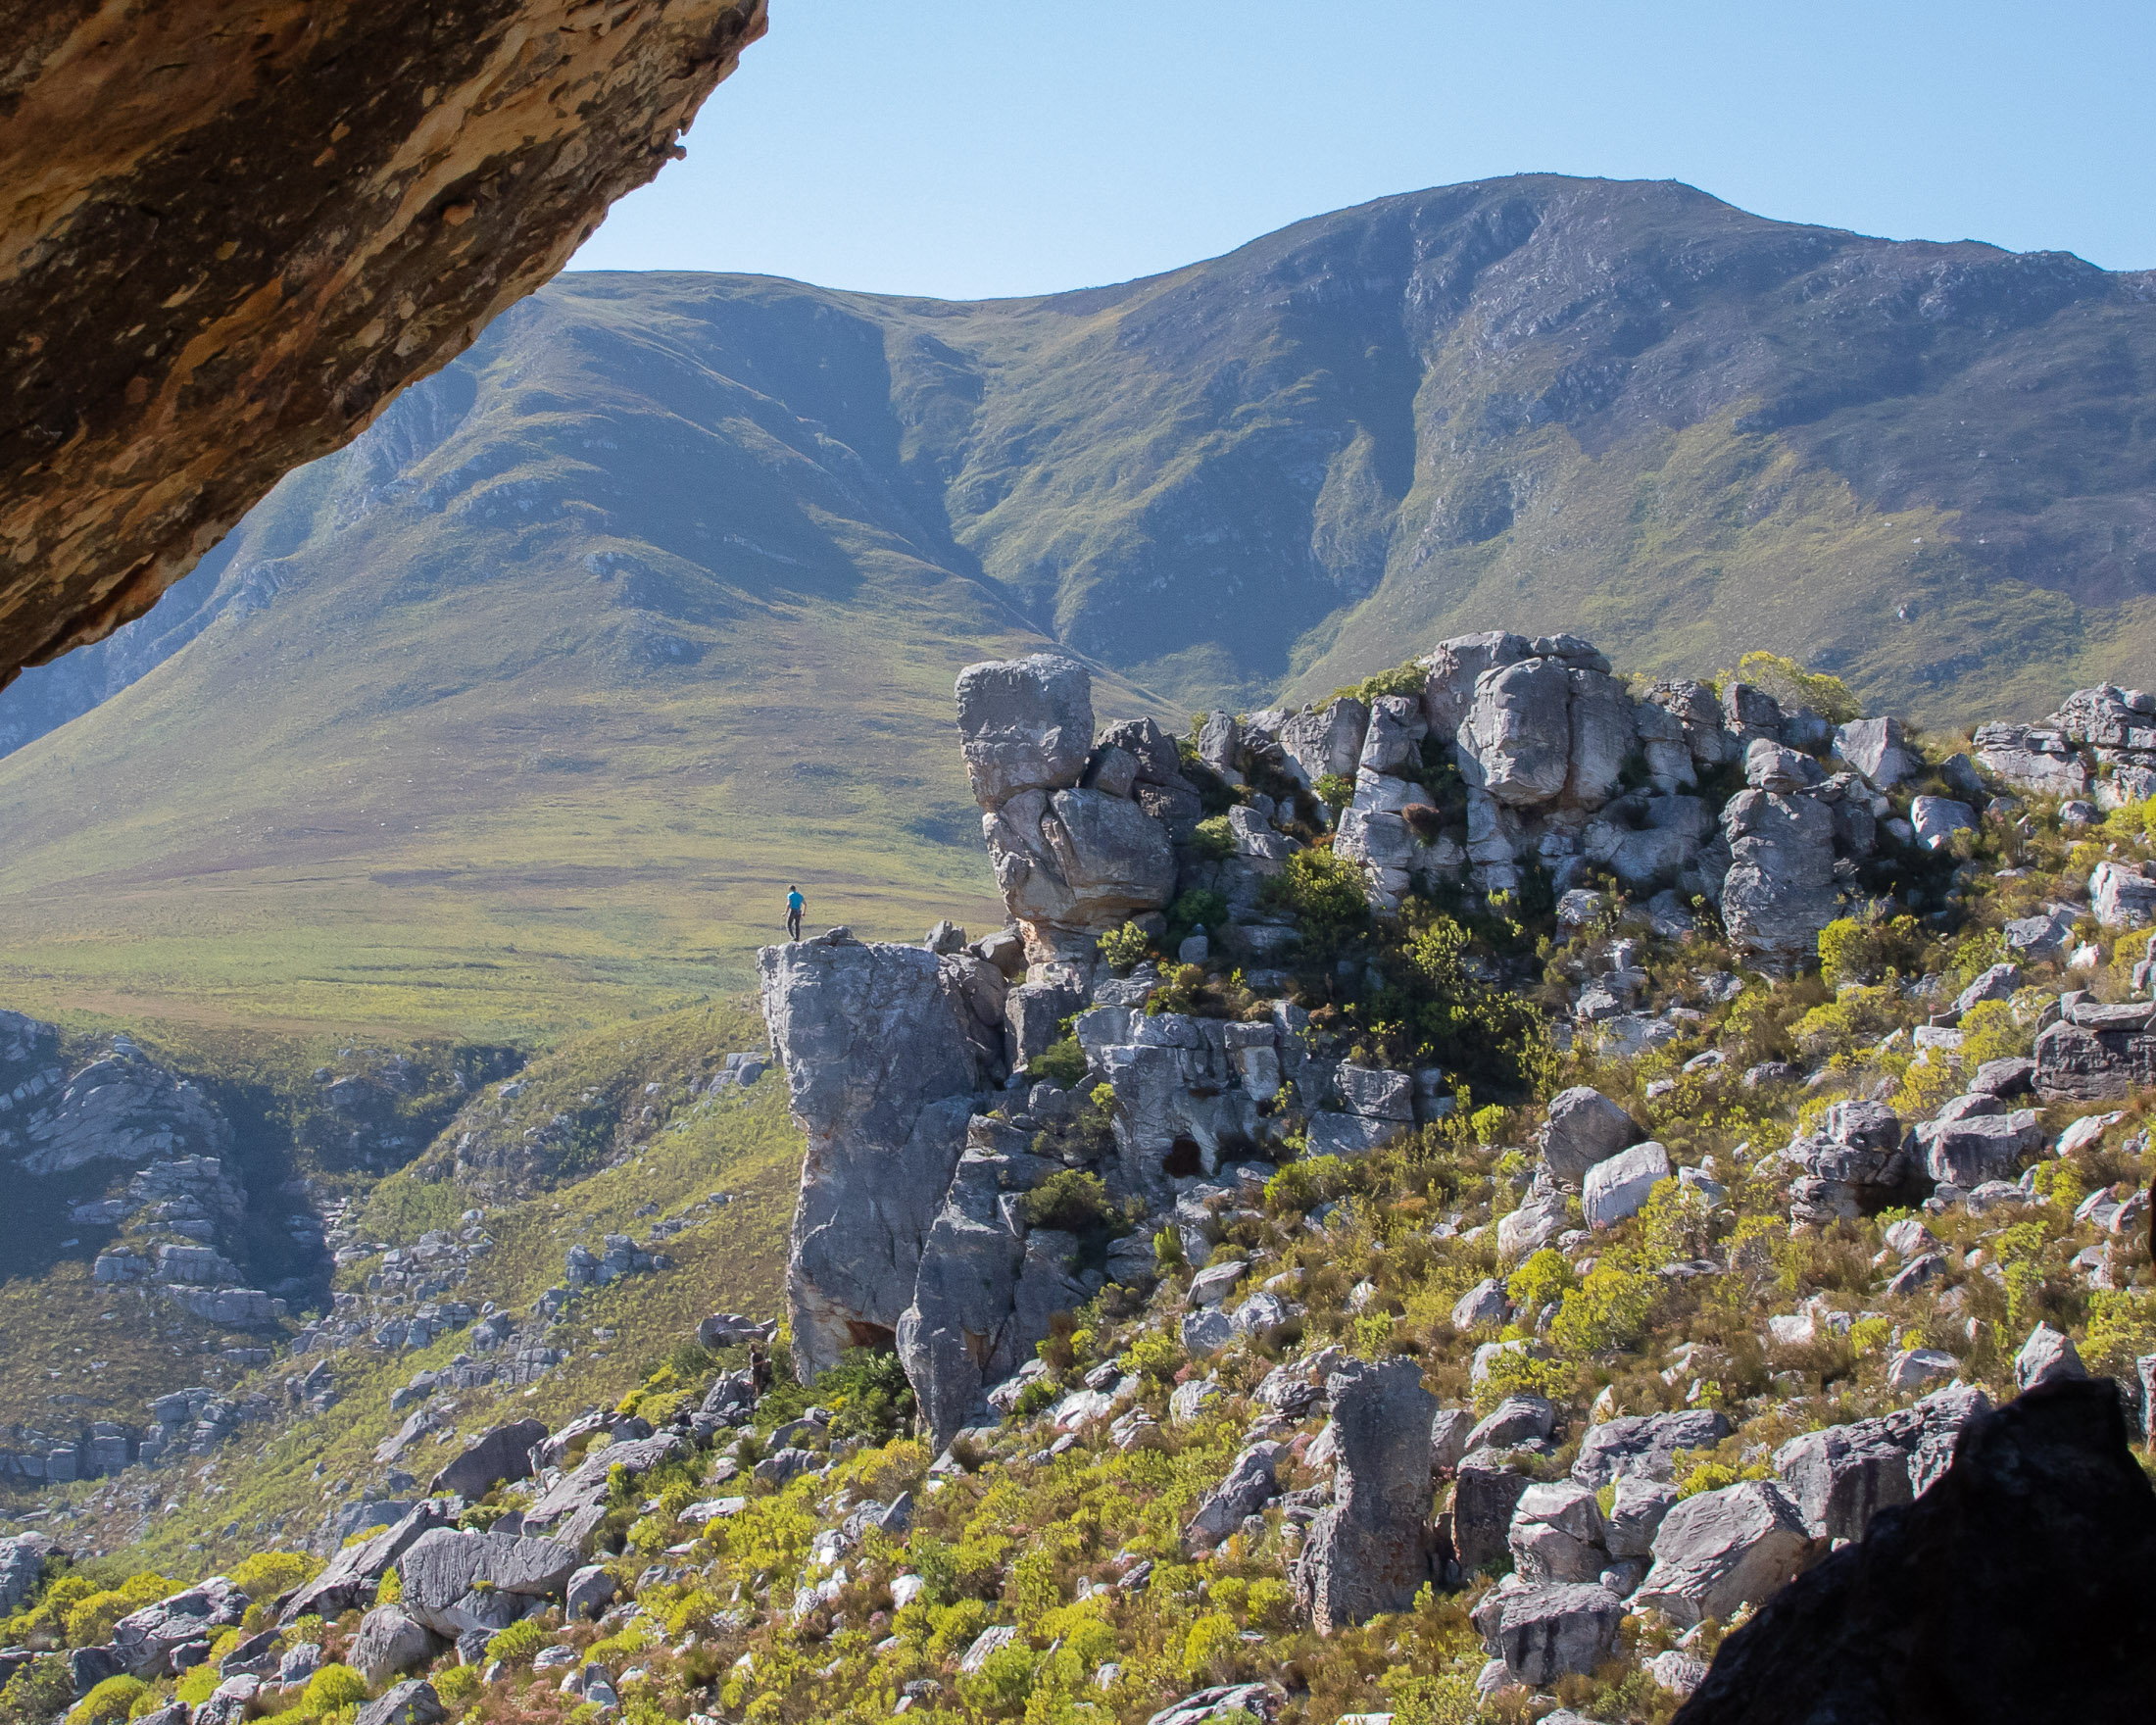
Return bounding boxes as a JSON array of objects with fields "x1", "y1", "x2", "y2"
[{"x1": 0, "y1": 0, "x2": 768, "y2": 685}]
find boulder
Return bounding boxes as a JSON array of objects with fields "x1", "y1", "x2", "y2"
[
  {"x1": 1673, "y1": 1381, "x2": 2156, "y2": 1722},
  {"x1": 955, "y1": 655, "x2": 1094, "y2": 805},
  {"x1": 112, "y1": 1578, "x2": 250, "y2": 1677},
  {"x1": 426, "y1": 1418, "x2": 547, "y2": 1501},
  {"x1": 1772, "y1": 1422, "x2": 1915, "y2": 1543},
  {"x1": 1908, "y1": 796, "x2": 1975, "y2": 852},
  {"x1": 1186, "y1": 1259, "x2": 1248, "y2": 1308},
  {"x1": 1183, "y1": 1442, "x2": 1283, "y2": 1551},
  {"x1": 1430, "y1": 1407, "x2": 1476, "y2": 1473},
  {"x1": 280, "y1": 1500, "x2": 460, "y2": 1622},
  {"x1": 2089, "y1": 860, "x2": 2156, "y2": 928},
  {"x1": 1782, "y1": 1099, "x2": 1915, "y2": 1223},
  {"x1": 1917, "y1": 1109, "x2": 2041, "y2": 1187},
  {"x1": 1451, "y1": 1278, "x2": 1509, "y2": 1330},
  {"x1": 759, "y1": 939, "x2": 998, "y2": 1377},
  {"x1": 1720, "y1": 790, "x2": 1838, "y2": 956},
  {"x1": 1584, "y1": 1141, "x2": 1670, "y2": 1228},
  {"x1": 1421, "y1": 632, "x2": 1532, "y2": 736},
  {"x1": 564, "y1": 1565, "x2": 614, "y2": 1621},
  {"x1": 983, "y1": 786, "x2": 1176, "y2": 936},
  {"x1": 1636, "y1": 1480, "x2": 1818, "y2": 1628},
  {"x1": 0, "y1": 1533, "x2": 52, "y2": 1615},
  {"x1": 1538, "y1": 1087, "x2": 1639, "y2": 1184},
  {"x1": 2034, "y1": 1010, "x2": 2156, "y2": 1102},
  {"x1": 395, "y1": 1528, "x2": 580, "y2": 1637},
  {"x1": 1450, "y1": 1454, "x2": 1531, "y2": 1570},
  {"x1": 355, "y1": 1680, "x2": 445, "y2": 1725},
  {"x1": 1295, "y1": 1359, "x2": 1442, "y2": 1631},
  {"x1": 1277, "y1": 699, "x2": 1370, "y2": 789},
  {"x1": 1459, "y1": 658, "x2": 1574, "y2": 808},
  {"x1": 1144, "y1": 1684, "x2": 1286, "y2": 1725},
  {"x1": 1571, "y1": 1409, "x2": 1734, "y2": 1486},
  {"x1": 1508, "y1": 1481, "x2": 1611, "y2": 1583},
  {"x1": 1834, "y1": 716, "x2": 1916, "y2": 788},
  {"x1": 1485, "y1": 1582, "x2": 1625, "y2": 1684},
  {"x1": 1465, "y1": 1395, "x2": 1555, "y2": 1453},
  {"x1": 2013, "y1": 1324, "x2": 2086, "y2": 1392},
  {"x1": 1357, "y1": 696, "x2": 1428, "y2": 775},
  {"x1": 1604, "y1": 1477, "x2": 1678, "y2": 1559},
  {"x1": 1953, "y1": 962, "x2": 2020, "y2": 1015},
  {"x1": 350, "y1": 1607, "x2": 438, "y2": 1685}
]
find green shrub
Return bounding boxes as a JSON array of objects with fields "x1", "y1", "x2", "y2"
[
  {"x1": 1262, "y1": 847, "x2": 1367, "y2": 943},
  {"x1": 433, "y1": 1666, "x2": 481, "y2": 1704},
  {"x1": 228, "y1": 1552, "x2": 317, "y2": 1602},
  {"x1": 1335, "y1": 661, "x2": 1427, "y2": 705},
  {"x1": 1027, "y1": 1036, "x2": 1088, "y2": 1088},
  {"x1": 1722, "y1": 650, "x2": 1861, "y2": 725},
  {"x1": 1166, "y1": 889, "x2": 1228, "y2": 948},
  {"x1": 300, "y1": 1666, "x2": 368, "y2": 1716},
  {"x1": 1190, "y1": 815, "x2": 1236, "y2": 862},
  {"x1": 1264, "y1": 1155, "x2": 1349, "y2": 1214},
  {"x1": 818, "y1": 1347, "x2": 915, "y2": 1444},
  {"x1": 67, "y1": 1676, "x2": 144, "y2": 1725},
  {"x1": 0, "y1": 1657, "x2": 73, "y2": 1725},
  {"x1": 1096, "y1": 921, "x2": 1153, "y2": 971},
  {"x1": 1314, "y1": 773, "x2": 1355, "y2": 812},
  {"x1": 484, "y1": 1617, "x2": 548, "y2": 1664},
  {"x1": 63, "y1": 1593, "x2": 136, "y2": 1650},
  {"x1": 1021, "y1": 1169, "x2": 1113, "y2": 1233}
]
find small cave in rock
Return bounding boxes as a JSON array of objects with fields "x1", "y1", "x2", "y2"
[{"x1": 1163, "y1": 1137, "x2": 1205, "y2": 1178}]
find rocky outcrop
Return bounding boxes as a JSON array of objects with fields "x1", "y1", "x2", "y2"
[
  {"x1": 2034, "y1": 997, "x2": 2156, "y2": 1101},
  {"x1": 1, "y1": 1013, "x2": 230, "y2": 1175},
  {"x1": 1295, "y1": 1358, "x2": 1443, "y2": 1630},
  {"x1": 760, "y1": 936, "x2": 1006, "y2": 1377},
  {"x1": 396, "y1": 1527, "x2": 579, "y2": 1636},
  {"x1": 1675, "y1": 1381, "x2": 2156, "y2": 1722},
  {"x1": 0, "y1": 0, "x2": 769, "y2": 686},
  {"x1": 958, "y1": 656, "x2": 1178, "y2": 958},
  {"x1": 425, "y1": 1418, "x2": 546, "y2": 1501}
]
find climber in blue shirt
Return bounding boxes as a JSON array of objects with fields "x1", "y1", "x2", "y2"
[{"x1": 786, "y1": 884, "x2": 805, "y2": 942}]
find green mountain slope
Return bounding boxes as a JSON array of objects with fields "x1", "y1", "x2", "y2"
[{"x1": 4, "y1": 174, "x2": 2154, "y2": 1028}]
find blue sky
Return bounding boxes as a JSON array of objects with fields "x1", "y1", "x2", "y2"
[{"x1": 572, "y1": 0, "x2": 2155, "y2": 297}]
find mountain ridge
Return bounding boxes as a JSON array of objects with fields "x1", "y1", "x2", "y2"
[{"x1": 3, "y1": 173, "x2": 2154, "y2": 1028}]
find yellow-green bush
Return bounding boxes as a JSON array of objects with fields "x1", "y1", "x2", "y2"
[
  {"x1": 227, "y1": 1552, "x2": 317, "y2": 1602},
  {"x1": 67, "y1": 1676, "x2": 144, "y2": 1725},
  {"x1": 433, "y1": 1667, "x2": 481, "y2": 1704},
  {"x1": 299, "y1": 1666, "x2": 368, "y2": 1717},
  {"x1": 484, "y1": 1618, "x2": 549, "y2": 1665},
  {"x1": 62, "y1": 1594, "x2": 137, "y2": 1651},
  {"x1": 1506, "y1": 1249, "x2": 1574, "y2": 1317}
]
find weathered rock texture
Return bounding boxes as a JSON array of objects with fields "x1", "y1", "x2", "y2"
[
  {"x1": 1295, "y1": 1358, "x2": 1443, "y2": 1631},
  {"x1": 0, "y1": 0, "x2": 768, "y2": 685},
  {"x1": 1675, "y1": 1380, "x2": 2156, "y2": 1723}
]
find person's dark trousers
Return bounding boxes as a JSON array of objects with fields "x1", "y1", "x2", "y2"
[{"x1": 787, "y1": 909, "x2": 803, "y2": 940}]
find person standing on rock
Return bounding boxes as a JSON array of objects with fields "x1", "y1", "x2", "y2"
[{"x1": 785, "y1": 883, "x2": 805, "y2": 942}]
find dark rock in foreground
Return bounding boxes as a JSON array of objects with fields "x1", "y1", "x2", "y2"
[{"x1": 1675, "y1": 1378, "x2": 2156, "y2": 1723}]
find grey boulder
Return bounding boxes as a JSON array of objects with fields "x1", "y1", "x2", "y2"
[
  {"x1": 350, "y1": 1606, "x2": 439, "y2": 1684},
  {"x1": 355, "y1": 1680, "x2": 445, "y2": 1725},
  {"x1": 955, "y1": 654, "x2": 1094, "y2": 805},
  {"x1": 1184, "y1": 1442, "x2": 1284, "y2": 1551},
  {"x1": 395, "y1": 1527, "x2": 580, "y2": 1637},
  {"x1": 1508, "y1": 1481, "x2": 1611, "y2": 1584},
  {"x1": 1295, "y1": 1358, "x2": 1442, "y2": 1631},
  {"x1": 1720, "y1": 789, "x2": 1838, "y2": 957},
  {"x1": 426, "y1": 1418, "x2": 547, "y2": 1501},
  {"x1": 1635, "y1": 1480, "x2": 1819, "y2": 1627},
  {"x1": 1538, "y1": 1087, "x2": 1638, "y2": 1184}
]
